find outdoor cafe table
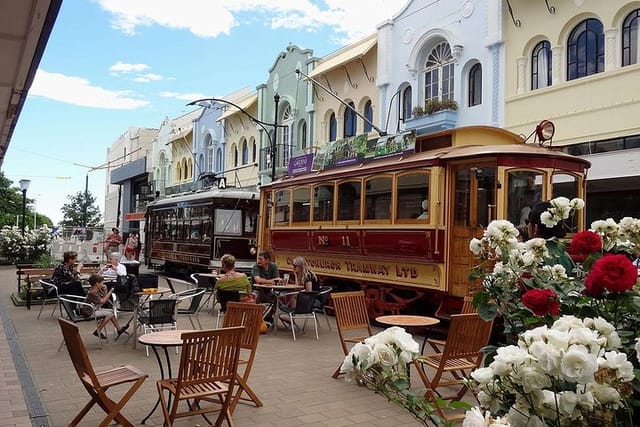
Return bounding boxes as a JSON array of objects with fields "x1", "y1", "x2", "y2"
[
  {"x1": 138, "y1": 329, "x2": 195, "y2": 424},
  {"x1": 375, "y1": 315, "x2": 440, "y2": 353},
  {"x1": 252, "y1": 283, "x2": 302, "y2": 334},
  {"x1": 127, "y1": 286, "x2": 172, "y2": 349}
]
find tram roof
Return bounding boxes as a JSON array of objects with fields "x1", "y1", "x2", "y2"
[
  {"x1": 147, "y1": 188, "x2": 259, "y2": 207},
  {"x1": 271, "y1": 141, "x2": 590, "y2": 187}
]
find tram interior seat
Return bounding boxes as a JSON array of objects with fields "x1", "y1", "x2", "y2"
[{"x1": 434, "y1": 295, "x2": 464, "y2": 321}]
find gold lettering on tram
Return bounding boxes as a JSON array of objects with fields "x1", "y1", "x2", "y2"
[{"x1": 275, "y1": 252, "x2": 444, "y2": 290}]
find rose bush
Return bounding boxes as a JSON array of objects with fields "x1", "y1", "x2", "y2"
[
  {"x1": 0, "y1": 225, "x2": 53, "y2": 264},
  {"x1": 466, "y1": 198, "x2": 640, "y2": 426}
]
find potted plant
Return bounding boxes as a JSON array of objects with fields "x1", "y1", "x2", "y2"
[{"x1": 424, "y1": 99, "x2": 458, "y2": 115}]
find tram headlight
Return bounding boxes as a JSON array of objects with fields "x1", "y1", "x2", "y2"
[{"x1": 535, "y1": 120, "x2": 555, "y2": 143}]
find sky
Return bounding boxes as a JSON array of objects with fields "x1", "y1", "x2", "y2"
[{"x1": 3, "y1": 0, "x2": 406, "y2": 226}]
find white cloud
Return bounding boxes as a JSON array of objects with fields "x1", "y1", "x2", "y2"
[
  {"x1": 30, "y1": 69, "x2": 150, "y2": 109},
  {"x1": 159, "y1": 91, "x2": 209, "y2": 101},
  {"x1": 109, "y1": 61, "x2": 150, "y2": 73},
  {"x1": 96, "y1": 0, "x2": 405, "y2": 42},
  {"x1": 134, "y1": 73, "x2": 164, "y2": 83}
]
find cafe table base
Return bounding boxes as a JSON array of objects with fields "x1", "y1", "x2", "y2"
[{"x1": 253, "y1": 283, "x2": 302, "y2": 335}]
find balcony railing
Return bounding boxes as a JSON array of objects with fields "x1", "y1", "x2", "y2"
[
  {"x1": 404, "y1": 109, "x2": 458, "y2": 136},
  {"x1": 259, "y1": 143, "x2": 296, "y2": 178}
]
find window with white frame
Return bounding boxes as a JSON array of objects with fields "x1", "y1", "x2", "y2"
[
  {"x1": 402, "y1": 86, "x2": 412, "y2": 120},
  {"x1": 531, "y1": 40, "x2": 552, "y2": 90},
  {"x1": 567, "y1": 18, "x2": 604, "y2": 81},
  {"x1": 363, "y1": 100, "x2": 373, "y2": 132},
  {"x1": 622, "y1": 9, "x2": 640, "y2": 67},
  {"x1": 344, "y1": 101, "x2": 357, "y2": 137},
  {"x1": 468, "y1": 63, "x2": 482, "y2": 106},
  {"x1": 423, "y1": 42, "x2": 455, "y2": 104}
]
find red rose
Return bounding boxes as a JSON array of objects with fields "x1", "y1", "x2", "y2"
[
  {"x1": 585, "y1": 254, "x2": 637, "y2": 294},
  {"x1": 522, "y1": 288, "x2": 560, "y2": 316},
  {"x1": 568, "y1": 231, "x2": 602, "y2": 263}
]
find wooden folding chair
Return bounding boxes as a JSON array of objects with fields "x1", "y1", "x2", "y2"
[
  {"x1": 157, "y1": 326, "x2": 245, "y2": 427},
  {"x1": 331, "y1": 291, "x2": 372, "y2": 378},
  {"x1": 413, "y1": 313, "x2": 493, "y2": 422},
  {"x1": 222, "y1": 302, "x2": 264, "y2": 412},
  {"x1": 57, "y1": 318, "x2": 148, "y2": 427}
]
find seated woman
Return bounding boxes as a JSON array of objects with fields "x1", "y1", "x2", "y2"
[
  {"x1": 81, "y1": 274, "x2": 128, "y2": 339},
  {"x1": 215, "y1": 253, "x2": 252, "y2": 311},
  {"x1": 51, "y1": 251, "x2": 86, "y2": 297}
]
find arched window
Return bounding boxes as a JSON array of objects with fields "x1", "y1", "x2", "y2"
[
  {"x1": 468, "y1": 63, "x2": 482, "y2": 106},
  {"x1": 207, "y1": 138, "x2": 214, "y2": 171},
  {"x1": 622, "y1": 9, "x2": 640, "y2": 66},
  {"x1": 215, "y1": 148, "x2": 222, "y2": 173},
  {"x1": 424, "y1": 42, "x2": 455, "y2": 103},
  {"x1": 402, "y1": 86, "x2": 412, "y2": 120},
  {"x1": 300, "y1": 121, "x2": 308, "y2": 150},
  {"x1": 233, "y1": 144, "x2": 239, "y2": 167},
  {"x1": 567, "y1": 18, "x2": 604, "y2": 80},
  {"x1": 241, "y1": 139, "x2": 249, "y2": 165},
  {"x1": 531, "y1": 40, "x2": 552, "y2": 90},
  {"x1": 251, "y1": 138, "x2": 257, "y2": 163},
  {"x1": 329, "y1": 113, "x2": 337, "y2": 142},
  {"x1": 363, "y1": 100, "x2": 373, "y2": 132},
  {"x1": 344, "y1": 102, "x2": 357, "y2": 137}
]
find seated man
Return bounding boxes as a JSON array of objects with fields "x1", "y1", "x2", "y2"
[
  {"x1": 99, "y1": 252, "x2": 128, "y2": 289},
  {"x1": 50, "y1": 251, "x2": 86, "y2": 297},
  {"x1": 251, "y1": 251, "x2": 280, "y2": 307}
]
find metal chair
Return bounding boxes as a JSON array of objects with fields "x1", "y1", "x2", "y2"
[
  {"x1": 156, "y1": 327, "x2": 244, "y2": 426},
  {"x1": 190, "y1": 273, "x2": 217, "y2": 313},
  {"x1": 138, "y1": 298, "x2": 178, "y2": 356},
  {"x1": 169, "y1": 288, "x2": 207, "y2": 329},
  {"x1": 57, "y1": 294, "x2": 103, "y2": 351},
  {"x1": 313, "y1": 285, "x2": 333, "y2": 330},
  {"x1": 279, "y1": 291, "x2": 319, "y2": 341},
  {"x1": 37, "y1": 279, "x2": 60, "y2": 319},
  {"x1": 58, "y1": 318, "x2": 148, "y2": 427}
]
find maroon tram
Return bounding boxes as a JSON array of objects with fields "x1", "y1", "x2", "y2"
[{"x1": 257, "y1": 125, "x2": 590, "y2": 317}]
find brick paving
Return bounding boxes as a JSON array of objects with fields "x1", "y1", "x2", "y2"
[{"x1": 0, "y1": 265, "x2": 455, "y2": 426}]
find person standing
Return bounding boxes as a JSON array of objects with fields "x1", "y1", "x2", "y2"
[
  {"x1": 104, "y1": 228, "x2": 122, "y2": 255},
  {"x1": 124, "y1": 232, "x2": 138, "y2": 261}
]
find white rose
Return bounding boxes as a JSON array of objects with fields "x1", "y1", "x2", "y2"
[
  {"x1": 477, "y1": 390, "x2": 501, "y2": 414},
  {"x1": 558, "y1": 391, "x2": 580, "y2": 419},
  {"x1": 545, "y1": 329, "x2": 570, "y2": 352},
  {"x1": 601, "y1": 351, "x2": 635, "y2": 382},
  {"x1": 371, "y1": 343, "x2": 398, "y2": 368},
  {"x1": 560, "y1": 344, "x2": 598, "y2": 384},
  {"x1": 528, "y1": 342, "x2": 560, "y2": 375},
  {"x1": 568, "y1": 326, "x2": 601, "y2": 349},
  {"x1": 470, "y1": 367, "x2": 495, "y2": 385},
  {"x1": 570, "y1": 198, "x2": 585, "y2": 210},
  {"x1": 387, "y1": 326, "x2": 420, "y2": 354},
  {"x1": 540, "y1": 211, "x2": 557, "y2": 227},
  {"x1": 494, "y1": 345, "x2": 530, "y2": 366},
  {"x1": 462, "y1": 407, "x2": 487, "y2": 427},
  {"x1": 469, "y1": 238, "x2": 482, "y2": 255},
  {"x1": 588, "y1": 383, "x2": 621, "y2": 405},
  {"x1": 515, "y1": 365, "x2": 551, "y2": 392},
  {"x1": 576, "y1": 390, "x2": 595, "y2": 412}
]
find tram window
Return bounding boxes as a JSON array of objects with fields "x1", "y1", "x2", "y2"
[
  {"x1": 337, "y1": 181, "x2": 361, "y2": 221},
  {"x1": 292, "y1": 187, "x2": 311, "y2": 223},
  {"x1": 274, "y1": 190, "x2": 290, "y2": 225},
  {"x1": 202, "y1": 206, "x2": 212, "y2": 242},
  {"x1": 215, "y1": 209, "x2": 242, "y2": 236},
  {"x1": 476, "y1": 168, "x2": 496, "y2": 228},
  {"x1": 396, "y1": 172, "x2": 429, "y2": 220},
  {"x1": 507, "y1": 171, "x2": 544, "y2": 226},
  {"x1": 365, "y1": 176, "x2": 392, "y2": 220},
  {"x1": 313, "y1": 184, "x2": 334, "y2": 222},
  {"x1": 553, "y1": 173, "x2": 579, "y2": 230},
  {"x1": 454, "y1": 170, "x2": 471, "y2": 227}
]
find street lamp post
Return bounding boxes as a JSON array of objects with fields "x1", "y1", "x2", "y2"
[
  {"x1": 272, "y1": 93, "x2": 280, "y2": 181},
  {"x1": 19, "y1": 179, "x2": 30, "y2": 237},
  {"x1": 186, "y1": 96, "x2": 284, "y2": 182}
]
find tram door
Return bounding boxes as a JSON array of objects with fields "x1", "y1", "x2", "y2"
[{"x1": 448, "y1": 164, "x2": 496, "y2": 297}]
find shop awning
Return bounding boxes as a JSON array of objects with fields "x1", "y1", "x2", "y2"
[
  {"x1": 308, "y1": 35, "x2": 377, "y2": 78},
  {"x1": 217, "y1": 94, "x2": 258, "y2": 121},
  {"x1": 124, "y1": 212, "x2": 146, "y2": 221}
]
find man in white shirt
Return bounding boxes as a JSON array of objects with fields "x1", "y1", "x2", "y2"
[{"x1": 100, "y1": 252, "x2": 127, "y2": 279}]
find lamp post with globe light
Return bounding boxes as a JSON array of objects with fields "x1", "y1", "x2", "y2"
[{"x1": 19, "y1": 179, "x2": 30, "y2": 237}]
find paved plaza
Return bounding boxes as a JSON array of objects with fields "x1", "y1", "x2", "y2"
[{"x1": 0, "y1": 265, "x2": 433, "y2": 426}]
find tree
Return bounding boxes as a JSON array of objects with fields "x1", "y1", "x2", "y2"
[
  {"x1": 60, "y1": 191, "x2": 102, "y2": 227},
  {"x1": 0, "y1": 172, "x2": 52, "y2": 228}
]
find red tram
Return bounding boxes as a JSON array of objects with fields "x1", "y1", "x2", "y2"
[{"x1": 257, "y1": 126, "x2": 590, "y2": 317}]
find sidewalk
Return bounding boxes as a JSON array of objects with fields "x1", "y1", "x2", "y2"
[{"x1": 0, "y1": 266, "x2": 422, "y2": 426}]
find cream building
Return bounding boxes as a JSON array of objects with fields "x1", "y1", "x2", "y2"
[{"x1": 503, "y1": 0, "x2": 640, "y2": 221}]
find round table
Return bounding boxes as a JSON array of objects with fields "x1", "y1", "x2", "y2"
[
  {"x1": 138, "y1": 329, "x2": 195, "y2": 424},
  {"x1": 375, "y1": 315, "x2": 440, "y2": 354},
  {"x1": 253, "y1": 283, "x2": 302, "y2": 334}
]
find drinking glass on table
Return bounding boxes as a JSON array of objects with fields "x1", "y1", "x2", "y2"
[{"x1": 282, "y1": 273, "x2": 290, "y2": 284}]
